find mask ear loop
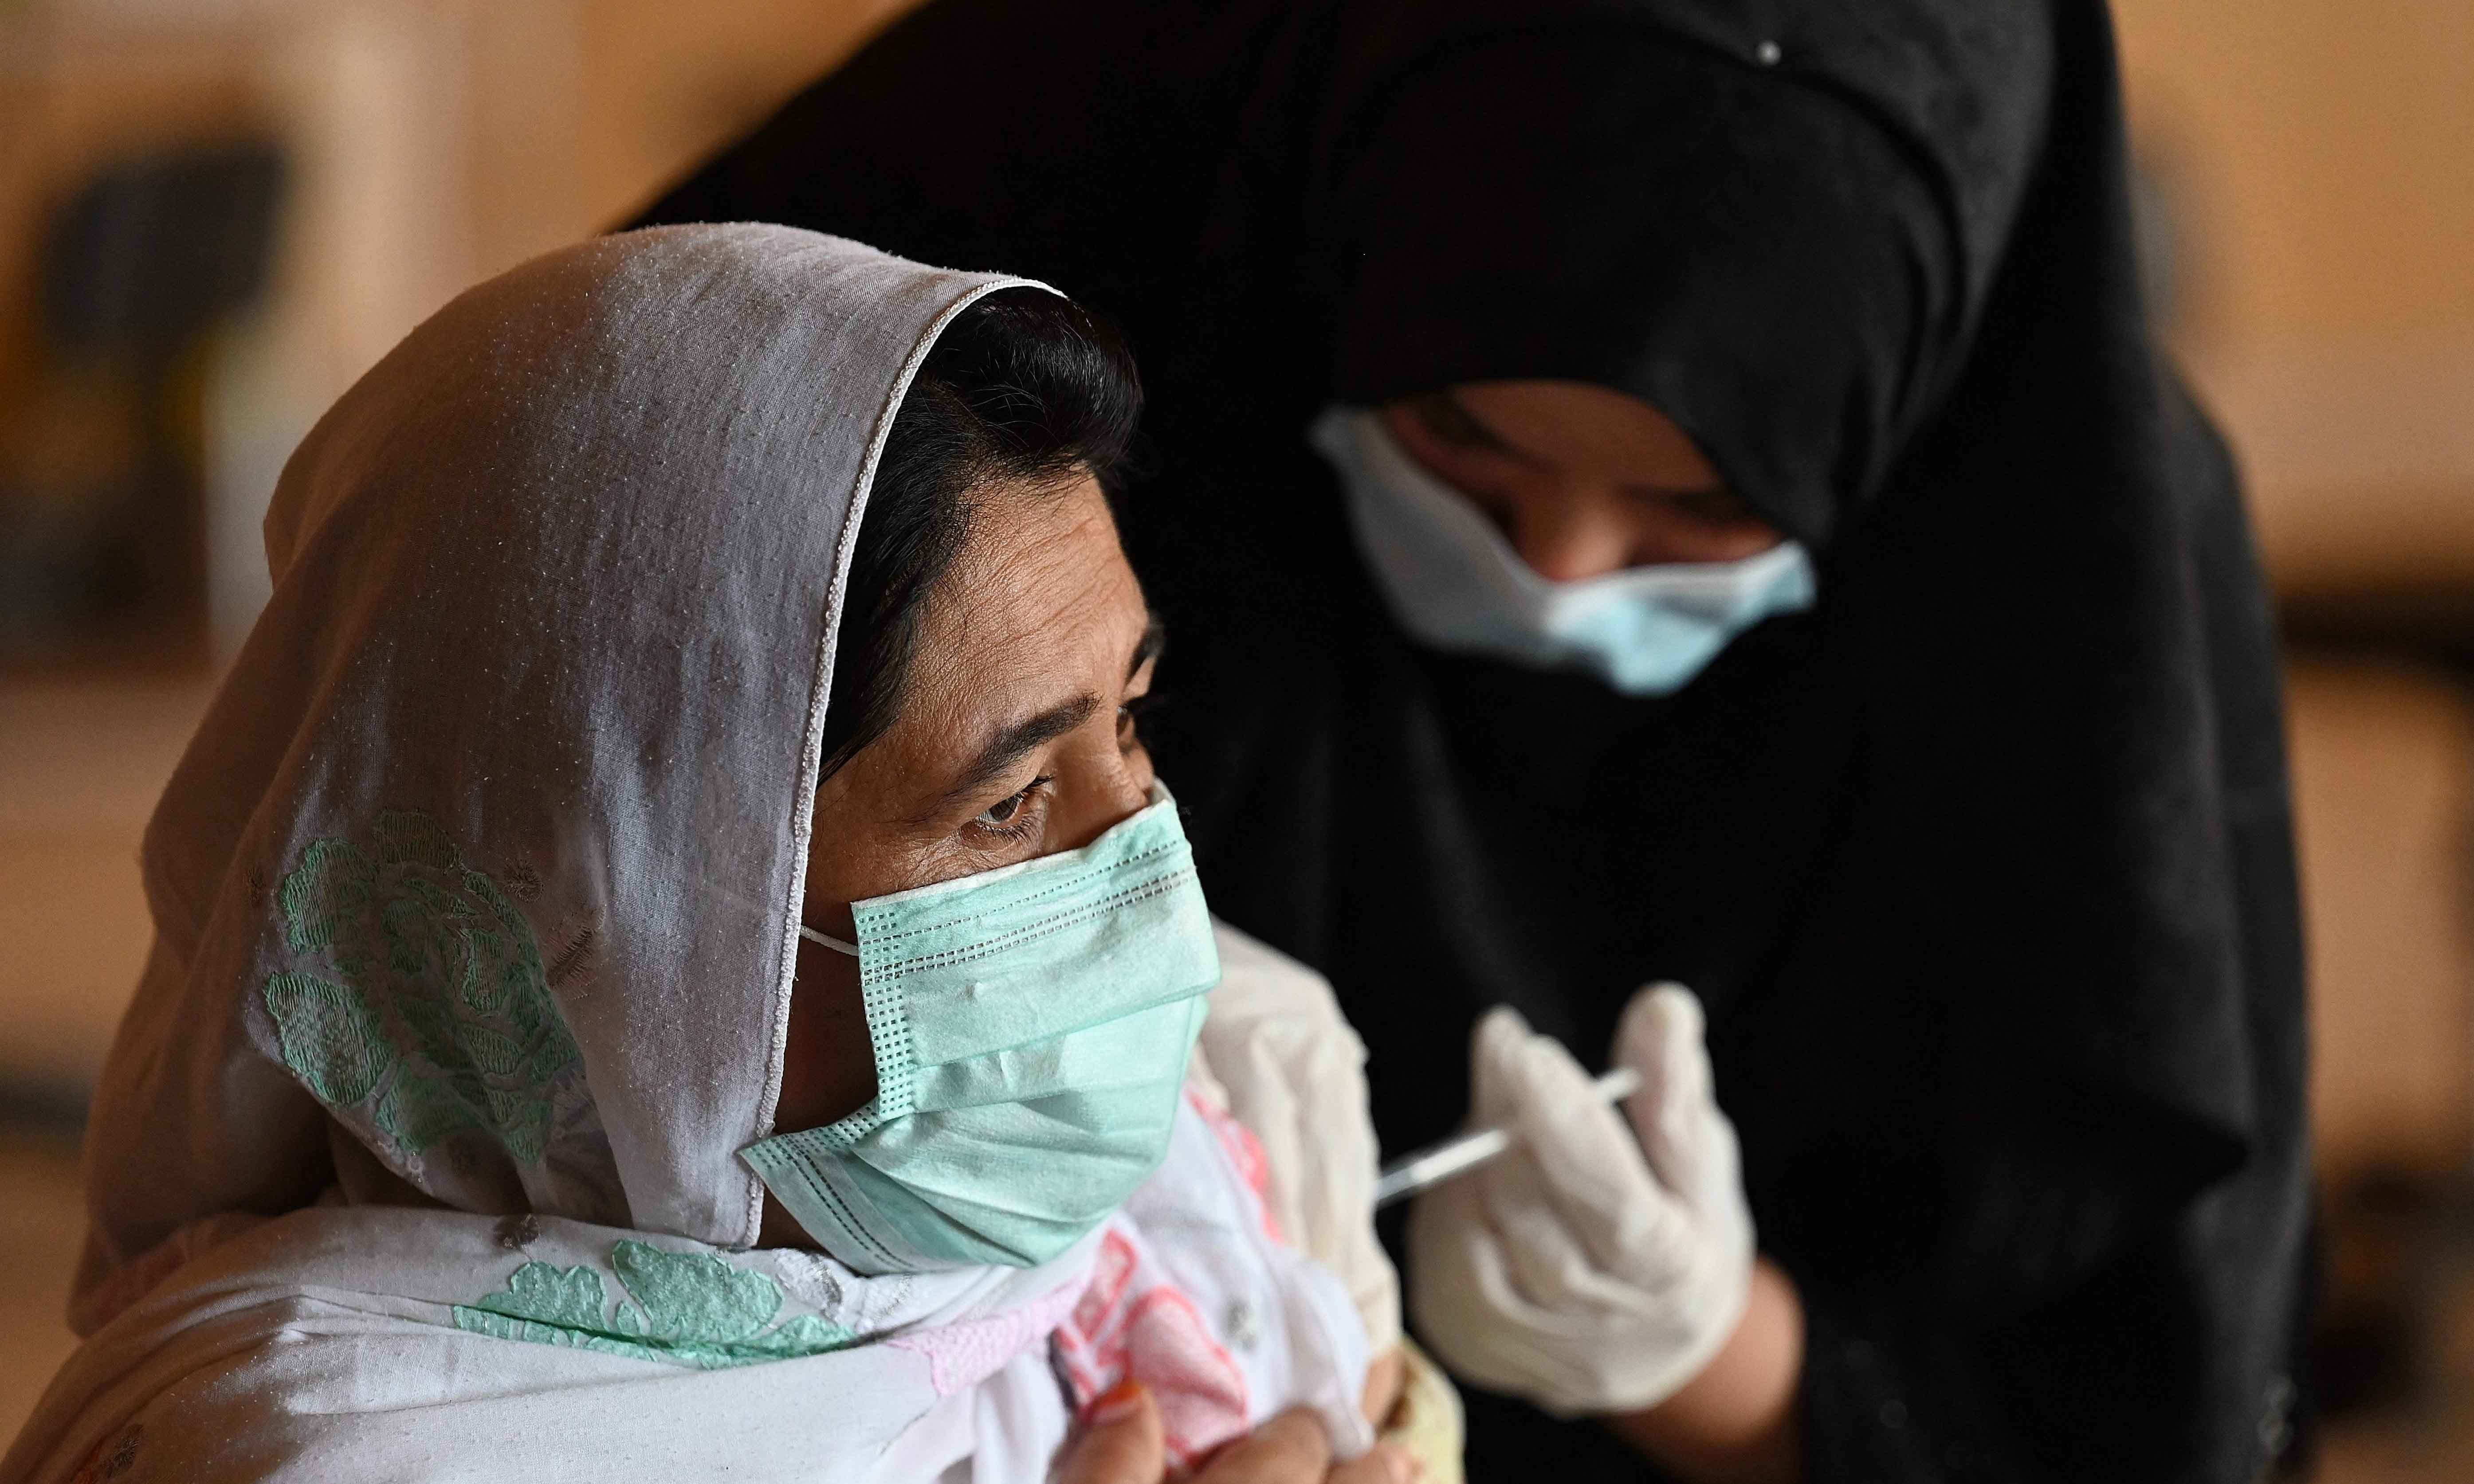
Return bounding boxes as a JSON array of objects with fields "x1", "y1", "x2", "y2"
[{"x1": 799, "y1": 923, "x2": 860, "y2": 957}]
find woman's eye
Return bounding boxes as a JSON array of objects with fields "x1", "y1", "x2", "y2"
[{"x1": 970, "y1": 777, "x2": 1051, "y2": 841}]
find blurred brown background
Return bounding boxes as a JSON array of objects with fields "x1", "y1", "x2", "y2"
[{"x1": 0, "y1": 0, "x2": 2467, "y2": 1475}]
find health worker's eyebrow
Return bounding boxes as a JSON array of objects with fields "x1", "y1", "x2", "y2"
[
  {"x1": 921, "y1": 613, "x2": 1166, "y2": 821},
  {"x1": 1448, "y1": 392, "x2": 1725, "y2": 502}
]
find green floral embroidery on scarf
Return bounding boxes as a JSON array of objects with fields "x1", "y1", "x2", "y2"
[
  {"x1": 452, "y1": 1240, "x2": 857, "y2": 1367},
  {"x1": 262, "y1": 809, "x2": 588, "y2": 1169}
]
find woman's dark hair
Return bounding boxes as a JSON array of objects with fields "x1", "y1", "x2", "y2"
[{"x1": 817, "y1": 289, "x2": 1143, "y2": 779}]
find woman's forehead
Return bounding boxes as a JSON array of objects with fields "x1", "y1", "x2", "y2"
[
  {"x1": 946, "y1": 480, "x2": 1139, "y2": 638},
  {"x1": 903, "y1": 479, "x2": 1148, "y2": 727}
]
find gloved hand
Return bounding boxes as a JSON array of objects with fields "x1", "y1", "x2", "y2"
[
  {"x1": 1407, "y1": 984, "x2": 1753, "y2": 1417},
  {"x1": 1194, "y1": 922, "x2": 1402, "y2": 1354}
]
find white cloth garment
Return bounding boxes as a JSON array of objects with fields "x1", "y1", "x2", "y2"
[
  {"x1": 1193, "y1": 923, "x2": 1401, "y2": 1355},
  {"x1": 1, "y1": 226, "x2": 1371, "y2": 1484},
  {"x1": 7, "y1": 1095, "x2": 1368, "y2": 1484},
  {"x1": 1060, "y1": 1083, "x2": 1376, "y2": 1474}
]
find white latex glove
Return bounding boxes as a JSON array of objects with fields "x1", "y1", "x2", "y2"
[
  {"x1": 1192, "y1": 920, "x2": 1402, "y2": 1352},
  {"x1": 1407, "y1": 984, "x2": 1753, "y2": 1417}
]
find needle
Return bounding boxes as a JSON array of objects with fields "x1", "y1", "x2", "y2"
[{"x1": 1371, "y1": 1066, "x2": 1641, "y2": 1209}]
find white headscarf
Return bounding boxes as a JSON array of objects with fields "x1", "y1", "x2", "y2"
[
  {"x1": 90, "y1": 224, "x2": 1025, "y2": 1273},
  {"x1": 2, "y1": 226, "x2": 1373, "y2": 1484}
]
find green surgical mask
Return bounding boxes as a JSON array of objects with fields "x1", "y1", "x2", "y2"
[{"x1": 742, "y1": 786, "x2": 1220, "y2": 1274}]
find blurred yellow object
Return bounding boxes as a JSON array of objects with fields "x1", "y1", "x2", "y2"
[{"x1": 1380, "y1": 1338, "x2": 1465, "y2": 1484}]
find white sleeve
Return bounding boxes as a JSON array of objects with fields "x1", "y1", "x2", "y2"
[{"x1": 1193, "y1": 919, "x2": 1401, "y2": 1353}]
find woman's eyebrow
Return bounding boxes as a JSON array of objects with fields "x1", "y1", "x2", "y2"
[
  {"x1": 922, "y1": 696, "x2": 1103, "y2": 820},
  {"x1": 915, "y1": 619, "x2": 1166, "y2": 823}
]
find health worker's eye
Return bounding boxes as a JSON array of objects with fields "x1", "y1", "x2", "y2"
[
  {"x1": 1649, "y1": 488, "x2": 1763, "y2": 526},
  {"x1": 1415, "y1": 395, "x2": 1502, "y2": 451}
]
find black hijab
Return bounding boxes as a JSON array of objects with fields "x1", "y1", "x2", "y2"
[{"x1": 640, "y1": 4, "x2": 2311, "y2": 1480}]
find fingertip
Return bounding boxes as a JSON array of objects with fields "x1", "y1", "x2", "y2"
[
  {"x1": 1617, "y1": 982, "x2": 1702, "y2": 1069},
  {"x1": 1651, "y1": 981, "x2": 1704, "y2": 1037},
  {"x1": 1657, "y1": 985, "x2": 1713, "y2": 1096},
  {"x1": 1088, "y1": 1378, "x2": 1152, "y2": 1427},
  {"x1": 1057, "y1": 1379, "x2": 1164, "y2": 1484},
  {"x1": 1471, "y1": 1006, "x2": 1532, "y2": 1111},
  {"x1": 1384, "y1": 1441, "x2": 1422, "y2": 1484},
  {"x1": 1475, "y1": 1004, "x2": 1531, "y2": 1057}
]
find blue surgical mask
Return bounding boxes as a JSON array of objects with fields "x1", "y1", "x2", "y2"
[
  {"x1": 742, "y1": 785, "x2": 1219, "y2": 1275},
  {"x1": 1311, "y1": 408, "x2": 1816, "y2": 695}
]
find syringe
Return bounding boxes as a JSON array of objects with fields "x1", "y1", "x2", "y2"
[{"x1": 1371, "y1": 1066, "x2": 1640, "y2": 1209}]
